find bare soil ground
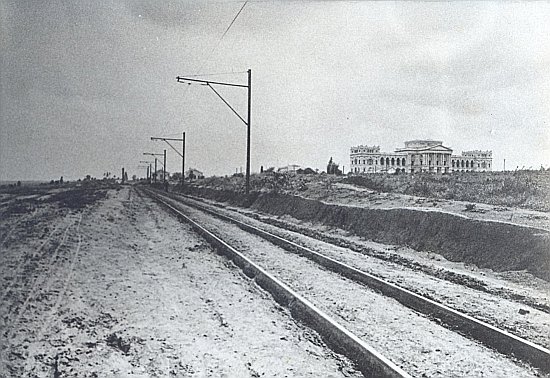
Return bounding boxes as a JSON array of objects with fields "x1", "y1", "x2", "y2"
[
  {"x1": 167, "y1": 196, "x2": 541, "y2": 378},
  {"x1": 177, "y1": 194, "x2": 550, "y2": 351},
  {"x1": 0, "y1": 184, "x2": 360, "y2": 377}
]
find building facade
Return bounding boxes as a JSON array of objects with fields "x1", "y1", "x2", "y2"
[
  {"x1": 185, "y1": 168, "x2": 204, "y2": 180},
  {"x1": 350, "y1": 140, "x2": 492, "y2": 174}
]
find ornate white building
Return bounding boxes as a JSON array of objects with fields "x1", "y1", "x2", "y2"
[{"x1": 350, "y1": 140, "x2": 492, "y2": 174}]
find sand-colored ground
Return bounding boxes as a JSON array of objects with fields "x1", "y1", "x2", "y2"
[{"x1": 0, "y1": 185, "x2": 359, "y2": 377}]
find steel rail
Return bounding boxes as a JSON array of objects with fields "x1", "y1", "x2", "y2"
[
  {"x1": 142, "y1": 188, "x2": 411, "y2": 378},
  {"x1": 154, "y1": 189, "x2": 550, "y2": 374}
]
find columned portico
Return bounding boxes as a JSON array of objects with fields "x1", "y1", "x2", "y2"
[{"x1": 350, "y1": 140, "x2": 491, "y2": 174}]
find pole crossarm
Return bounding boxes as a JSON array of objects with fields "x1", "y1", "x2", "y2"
[
  {"x1": 151, "y1": 137, "x2": 184, "y2": 142},
  {"x1": 207, "y1": 84, "x2": 248, "y2": 126},
  {"x1": 151, "y1": 137, "x2": 184, "y2": 158},
  {"x1": 176, "y1": 76, "x2": 247, "y2": 88},
  {"x1": 142, "y1": 154, "x2": 164, "y2": 167}
]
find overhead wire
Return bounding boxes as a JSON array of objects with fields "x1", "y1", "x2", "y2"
[
  {"x1": 174, "y1": 1, "x2": 249, "y2": 141},
  {"x1": 220, "y1": 1, "x2": 248, "y2": 41},
  {"x1": 197, "y1": 1, "x2": 248, "y2": 73}
]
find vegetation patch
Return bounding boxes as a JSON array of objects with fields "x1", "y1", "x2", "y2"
[
  {"x1": 46, "y1": 188, "x2": 108, "y2": 209},
  {"x1": 342, "y1": 170, "x2": 550, "y2": 211}
]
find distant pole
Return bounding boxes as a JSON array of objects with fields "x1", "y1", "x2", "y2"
[
  {"x1": 182, "y1": 131, "x2": 186, "y2": 189},
  {"x1": 150, "y1": 135, "x2": 185, "y2": 188},
  {"x1": 246, "y1": 69, "x2": 251, "y2": 195},
  {"x1": 163, "y1": 149, "x2": 167, "y2": 183},
  {"x1": 149, "y1": 163, "x2": 152, "y2": 183},
  {"x1": 122, "y1": 167, "x2": 125, "y2": 184},
  {"x1": 154, "y1": 158, "x2": 157, "y2": 183},
  {"x1": 146, "y1": 166, "x2": 149, "y2": 181}
]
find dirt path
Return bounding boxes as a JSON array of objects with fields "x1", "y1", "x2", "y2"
[{"x1": 0, "y1": 186, "x2": 360, "y2": 377}]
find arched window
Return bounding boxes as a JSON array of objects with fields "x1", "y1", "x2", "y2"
[
  {"x1": 461, "y1": 160, "x2": 465, "y2": 168},
  {"x1": 402, "y1": 158, "x2": 406, "y2": 166},
  {"x1": 367, "y1": 159, "x2": 373, "y2": 165},
  {"x1": 381, "y1": 158, "x2": 384, "y2": 165},
  {"x1": 391, "y1": 158, "x2": 395, "y2": 166},
  {"x1": 466, "y1": 161, "x2": 469, "y2": 168},
  {"x1": 452, "y1": 160, "x2": 455, "y2": 168}
]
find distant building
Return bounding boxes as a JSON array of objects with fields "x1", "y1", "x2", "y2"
[
  {"x1": 350, "y1": 140, "x2": 492, "y2": 174},
  {"x1": 277, "y1": 164, "x2": 300, "y2": 173},
  {"x1": 185, "y1": 168, "x2": 204, "y2": 180}
]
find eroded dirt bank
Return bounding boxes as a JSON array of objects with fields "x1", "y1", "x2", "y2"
[{"x1": 181, "y1": 187, "x2": 550, "y2": 281}]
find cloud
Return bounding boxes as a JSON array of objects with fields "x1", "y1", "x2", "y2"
[{"x1": 2, "y1": 1, "x2": 550, "y2": 180}]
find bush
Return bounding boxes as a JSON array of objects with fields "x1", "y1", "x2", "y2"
[{"x1": 342, "y1": 170, "x2": 550, "y2": 211}]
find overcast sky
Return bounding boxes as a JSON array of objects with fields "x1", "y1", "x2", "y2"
[{"x1": 2, "y1": 1, "x2": 549, "y2": 181}]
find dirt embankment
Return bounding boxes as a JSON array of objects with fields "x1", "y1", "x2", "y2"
[{"x1": 182, "y1": 186, "x2": 550, "y2": 282}]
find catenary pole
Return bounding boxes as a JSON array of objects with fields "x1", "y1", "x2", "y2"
[
  {"x1": 182, "y1": 132, "x2": 186, "y2": 189},
  {"x1": 163, "y1": 149, "x2": 167, "y2": 184},
  {"x1": 246, "y1": 69, "x2": 251, "y2": 195},
  {"x1": 176, "y1": 69, "x2": 251, "y2": 195},
  {"x1": 150, "y1": 135, "x2": 185, "y2": 190}
]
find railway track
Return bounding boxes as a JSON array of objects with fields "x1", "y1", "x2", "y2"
[{"x1": 142, "y1": 188, "x2": 549, "y2": 377}]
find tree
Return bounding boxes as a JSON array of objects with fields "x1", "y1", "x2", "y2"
[
  {"x1": 327, "y1": 157, "x2": 342, "y2": 175},
  {"x1": 327, "y1": 157, "x2": 333, "y2": 174},
  {"x1": 171, "y1": 172, "x2": 182, "y2": 182}
]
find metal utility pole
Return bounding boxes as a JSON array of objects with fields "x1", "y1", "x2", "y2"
[
  {"x1": 140, "y1": 160, "x2": 154, "y2": 183},
  {"x1": 182, "y1": 132, "x2": 185, "y2": 188},
  {"x1": 143, "y1": 152, "x2": 164, "y2": 183},
  {"x1": 246, "y1": 69, "x2": 251, "y2": 194},
  {"x1": 176, "y1": 69, "x2": 252, "y2": 194},
  {"x1": 151, "y1": 134, "x2": 185, "y2": 189},
  {"x1": 163, "y1": 149, "x2": 167, "y2": 184}
]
